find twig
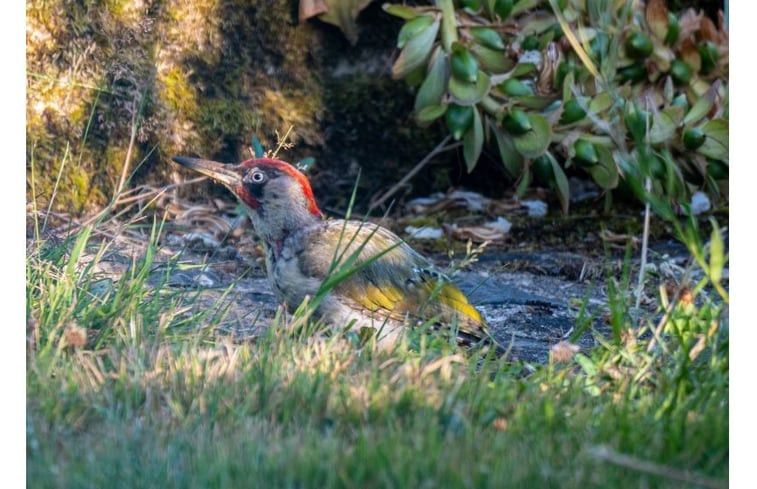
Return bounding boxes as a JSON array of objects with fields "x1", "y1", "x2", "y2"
[
  {"x1": 588, "y1": 445, "x2": 726, "y2": 489},
  {"x1": 271, "y1": 125, "x2": 294, "y2": 158},
  {"x1": 72, "y1": 92, "x2": 145, "y2": 232},
  {"x1": 115, "y1": 98, "x2": 140, "y2": 198},
  {"x1": 645, "y1": 259, "x2": 694, "y2": 354},
  {"x1": 635, "y1": 176, "x2": 652, "y2": 309},
  {"x1": 114, "y1": 176, "x2": 208, "y2": 206},
  {"x1": 369, "y1": 136, "x2": 458, "y2": 211},
  {"x1": 42, "y1": 142, "x2": 70, "y2": 234}
]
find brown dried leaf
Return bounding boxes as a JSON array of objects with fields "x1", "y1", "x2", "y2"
[
  {"x1": 485, "y1": 198, "x2": 522, "y2": 216},
  {"x1": 492, "y1": 417, "x2": 508, "y2": 431},
  {"x1": 679, "y1": 38, "x2": 701, "y2": 73},
  {"x1": 448, "y1": 223, "x2": 508, "y2": 243},
  {"x1": 650, "y1": 37, "x2": 675, "y2": 73},
  {"x1": 646, "y1": 0, "x2": 669, "y2": 40},
  {"x1": 299, "y1": 0, "x2": 329, "y2": 22},
  {"x1": 64, "y1": 322, "x2": 88, "y2": 349},
  {"x1": 717, "y1": 10, "x2": 729, "y2": 49},
  {"x1": 537, "y1": 42, "x2": 560, "y2": 95},
  {"x1": 677, "y1": 9, "x2": 704, "y2": 41},
  {"x1": 550, "y1": 341, "x2": 579, "y2": 363},
  {"x1": 316, "y1": 0, "x2": 374, "y2": 45},
  {"x1": 698, "y1": 15, "x2": 719, "y2": 43},
  {"x1": 600, "y1": 229, "x2": 640, "y2": 248}
]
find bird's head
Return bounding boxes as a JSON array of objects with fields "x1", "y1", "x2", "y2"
[{"x1": 172, "y1": 156, "x2": 322, "y2": 243}]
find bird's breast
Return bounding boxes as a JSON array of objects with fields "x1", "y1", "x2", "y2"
[{"x1": 268, "y1": 242, "x2": 320, "y2": 310}]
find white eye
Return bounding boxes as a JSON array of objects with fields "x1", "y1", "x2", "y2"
[{"x1": 250, "y1": 170, "x2": 266, "y2": 183}]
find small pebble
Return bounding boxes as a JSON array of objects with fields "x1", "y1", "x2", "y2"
[
  {"x1": 405, "y1": 226, "x2": 444, "y2": 240},
  {"x1": 484, "y1": 216, "x2": 512, "y2": 233},
  {"x1": 522, "y1": 200, "x2": 548, "y2": 217},
  {"x1": 690, "y1": 191, "x2": 711, "y2": 215}
]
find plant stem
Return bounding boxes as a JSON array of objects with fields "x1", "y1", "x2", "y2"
[{"x1": 635, "y1": 176, "x2": 652, "y2": 309}]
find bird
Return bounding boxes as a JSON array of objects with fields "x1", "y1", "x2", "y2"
[{"x1": 172, "y1": 155, "x2": 496, "y2": 351}]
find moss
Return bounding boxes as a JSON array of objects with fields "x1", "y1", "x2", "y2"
[
  {"x1": 158, "y1": 66, "x2": 198, "y2": 115},
  {"x1": 25, "y1": 0, "x2": 455, "y2": 214},
  {"x1": 258, "y1": 88, "x2": 324, "y2": 147},
  {"x1": 69, "y1": 166, "x2": 91, "y2": 206}
]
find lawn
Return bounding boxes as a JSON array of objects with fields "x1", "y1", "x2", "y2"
[{"x1": 26, "y1": 210, "x2": 728, "y2": 488}]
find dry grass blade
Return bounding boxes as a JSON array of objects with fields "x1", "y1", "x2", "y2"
[
  {"x1": 115, "y1": 177, "x2": 208, "y2": 207},
  {"x1": 588, "y1": 445, "x2": 726, "y2": 489},
  {"x1": 547, "y1": 0, "x2": 599, "y2": 79},
  {"x1": 369, "y1": 135, "x2": 459, "y2": 211}
]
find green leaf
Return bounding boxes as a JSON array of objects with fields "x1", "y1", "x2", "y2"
[
  {"x1": 513, "y1": 113, "x2": 551, "y2": 158},
  {"x1": 585, "y1": 145, "x2": 619, "y2": 189},
  {"x1": 383, "y1": 3, "x2": 423, "y2": 20},
  {"x1": 398, "y1": 15, "x2": 435, "y2": 49},
  {"x1": 450, "y1": 43, "x2": 479, "y2": 82},
  {"x1": 447, "y1": 104, "x2": 474, "y2": 139},
  {"x1": 512, "y1": 0, "x2": 541, "y2": 16},
  {"x1": 708, "y1": 217, "x2": 725, "y2": 284},
  {"x1": 516, "y1": 164, "x2": 531, "y2": 197},
  {"x1": 414, "y1": 48, "x2": 448, "y2": 112},
  {"x1": 561, "y1": 70, "x2": 575, "y2": 103},
  {"x1": 437, "y1": 0, "x2": 458, "y2": 51},
  {"x1": 518, "y1": 10, "x2": 558, "y2": 36},
  {"x1": 548, "y1": 152, "x2": 570, "y2": 214},
  {"x1": 499, "y1": 78, "x2": 533, "y2": 96},
  {"x1": 449, "y1": 70, "x2": 491, "y2": 106},
  {"x1": 512, "y1": 62, "x2": 538, "y2": 78},
  {"x1": 391, "y1": 18, "x2": 440, "y2": 79},
  {"x1": 470, "y1": 27, "x2": 505, "y2": 50},
  {"x1": 490, "y1": 119, "x2": 524, "y2": 178},
  {"x1": 574, "y1": 353, "x2": 597, "y2": 376},
  {"x1": 588, "y1": 92, "x2": 613, "y2": 114},
  {"x1": 649, "y1": 106, "x2": 684, "y2": 144},
  {"x1": 416, "y1": 104, "x2": 448, "y2": 124},
  {"x1": 463, "y1": 108, "x2": 484, "y2": 172},
  {"x1": 697, "y1": 118, "x2": 728, "y2": 161},
  {"x1": 66, "y1": 225, "x2": 93, "y2": 279},
  {"x1": 514, "y1": 94, "x2": 558, "y2": 110},
  {"x1": 469, "y1": 44, "x2": 513, "y2": 74},
  {"x1": 683, "y1": 84, "x2": 716, "y2": 125}
]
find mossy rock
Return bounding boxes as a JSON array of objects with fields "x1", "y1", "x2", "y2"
[{"x1": 26, "y1": 0, "x2": 459, "y2": 215}]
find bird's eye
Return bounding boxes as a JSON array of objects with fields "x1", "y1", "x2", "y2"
[{"x1": 250, "y1": 170, "x2": 266, "y2": 183}]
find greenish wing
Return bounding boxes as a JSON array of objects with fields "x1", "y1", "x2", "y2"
[{"x1": 301, "y1": 221, "x2": 489, "y2": 342}]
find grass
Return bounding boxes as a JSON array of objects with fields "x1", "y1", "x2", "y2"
[
  {"x1": 26, "y1": 201, "x2": 728, "y2": 488},
  {"x1": 26, "y1": 11, "x2": 727, "y2": 481}
]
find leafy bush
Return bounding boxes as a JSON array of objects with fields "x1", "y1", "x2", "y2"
[{"x1": 386, "y1": 0, "x2": 728, "y2": 212}]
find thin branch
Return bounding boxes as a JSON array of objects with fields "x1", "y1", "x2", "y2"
[
  {"x1": 369, "y1": 136, "x2": 459, "y2": 212},
  {"x1": 114, "y1": 177, "x2": 208, "y2": 206}
]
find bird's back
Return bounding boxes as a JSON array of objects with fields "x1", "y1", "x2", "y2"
[{"x1": 283, "y1": 219, "x2": 490, "y2": 347}]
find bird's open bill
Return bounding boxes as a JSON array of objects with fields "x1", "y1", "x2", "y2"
[{"x1": 172, "y1": 156, "x2": 241, "y2": 187}]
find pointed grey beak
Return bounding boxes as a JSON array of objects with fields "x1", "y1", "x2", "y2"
[{"x1": 171, "y1": 156, "x2": 242, "y2": 188}]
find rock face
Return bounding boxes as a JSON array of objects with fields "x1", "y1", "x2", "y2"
[{"x1": 27, "y1": 1, "x2": 443, "y2": 213}]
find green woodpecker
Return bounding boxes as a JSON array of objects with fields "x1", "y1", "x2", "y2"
[{"x1": 172, "y1": 156, "x2": 494, "y2": 350}]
